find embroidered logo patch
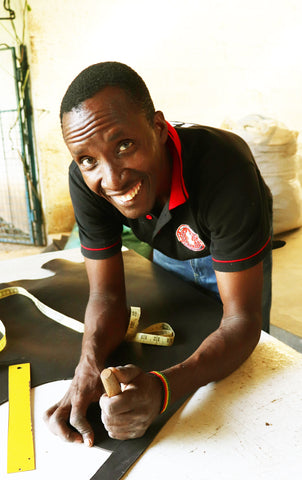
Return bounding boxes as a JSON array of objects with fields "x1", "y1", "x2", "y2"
[{"x1": 176, "y1": 224, "x2": 206, "y2": 252}]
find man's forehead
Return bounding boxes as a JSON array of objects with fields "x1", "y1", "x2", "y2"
[
  {"x1": 62, "y1": 95, "x2": 146, "y2": 146},
  {"x1": 80, "y1": 86, "x2": 137, "y2": 113},
  {"x1": 62, "y1": 109, "x2": 125, "y2": 145},
  {"x1": 63, "y1": 88, "x2": 140, "y2": 127}
]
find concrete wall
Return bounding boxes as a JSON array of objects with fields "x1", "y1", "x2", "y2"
[{"x1": 24, "y1": 0, "x2": 302, "y2": 234}]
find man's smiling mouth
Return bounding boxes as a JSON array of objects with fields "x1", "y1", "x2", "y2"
[{"x1": 111, "y1": 181, "x2": 142, "y2": 205}]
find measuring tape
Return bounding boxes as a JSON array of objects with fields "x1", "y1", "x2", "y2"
[
  {"x1": 126, "y1": 306, "x2": 175, "y2": 346},
  {"x1": 0, "y1": 286, "x2": 175, "y2": 350},
  {"x1": 0, "y1": 286, "x2": 84, "y2": 335},
  {"x1": 7, "y1": 362, "x2": 35, "y2": 473},
  {"x1": 0, "y1": 319, "x2": 6, "y2": 352}
]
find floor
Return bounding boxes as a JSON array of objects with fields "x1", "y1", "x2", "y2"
[
  {"x1": 0, "y1": 228, "x2": 301, "y2": 352},
  {"x1": 270, "y1": 227, "x2": 302, "y2": 352}
]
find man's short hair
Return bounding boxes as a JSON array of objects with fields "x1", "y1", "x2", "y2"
[{"x1": 60, "y1": 61, "x2": 155, "y2": 124}]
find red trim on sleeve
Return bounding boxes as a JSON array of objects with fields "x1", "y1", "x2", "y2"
[
  {"x1": 166, "y1": 122, "x2": 189, "y2": 210},
  {"x1": 81, "y1": 239, "x2": 121, "y2": 251},
  {"x1": 212, "y1": 236, "x2": 271, "y2": 264}
]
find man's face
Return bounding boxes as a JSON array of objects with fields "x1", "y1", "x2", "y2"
[{"x1": 62, "y1": 87, "x2": 170, "y2": 219}]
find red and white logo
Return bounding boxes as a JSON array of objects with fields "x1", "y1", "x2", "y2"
[{"x1": 176, "y1": 224, "x2": 205, "y2": 252}]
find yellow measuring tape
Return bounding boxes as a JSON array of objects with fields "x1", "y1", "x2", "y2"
[
  {"x1": 7, "y1": 363, "x2": 35, "y2": 473},
  {"x1": 0, "y1": 286, "x2": 175, "y2": 347},
  {"x1": 126, "y1": 306, "x2": 175, "y2": 346},
  {"x1": 0, "y1": 286, "x2": 84, "y2": 335},
  {"x1": 0, "y1": 319, "x2": 6, "y2": 352}
]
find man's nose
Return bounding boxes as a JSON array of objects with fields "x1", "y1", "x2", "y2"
[{"x1": 87, "y1": 158, "x2": 121, "y2": 193}]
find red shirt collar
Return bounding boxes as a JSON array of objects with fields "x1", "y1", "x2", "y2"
[{"x1": 166, "y1": 122, "x2": 189, "y2": 210}]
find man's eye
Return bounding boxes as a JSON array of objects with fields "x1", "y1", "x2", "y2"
[
  {"x1": 119, "y1": 141, "x2": 133, "y2": 153},
  {"x1": 80, "y1": 157, "x2": 95, "y2": 168}
]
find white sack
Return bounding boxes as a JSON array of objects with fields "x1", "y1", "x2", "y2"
[{"x1": 222, "y1": 115, "x2": 302, "y2": 234}]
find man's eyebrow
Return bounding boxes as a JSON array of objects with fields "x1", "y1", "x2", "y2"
[
  {"x1": 106, "y1": 129, "x2": 124, "y2": 142},
  {"x1": 69, "y1": 146, "x2": 86, "y2": 157},
  {"x1": 72, "y1": 150, "x2": 85, "y2": 157}
]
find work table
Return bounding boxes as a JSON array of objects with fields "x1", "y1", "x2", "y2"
[{"x1": 0, "y1": 249, "x2": 301, "y2": 479}]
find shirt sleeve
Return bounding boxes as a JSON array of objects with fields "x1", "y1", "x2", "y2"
[
  {"x1": 203, "y1": 138, "x2": 272, "y2": 272},
  {"x1": 69, "y1": 161, "x2": 123, "y2": 260}
]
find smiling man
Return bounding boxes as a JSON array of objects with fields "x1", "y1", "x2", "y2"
[{"x1": 44, "y1": 62, "x2": 272, "y2": 445}]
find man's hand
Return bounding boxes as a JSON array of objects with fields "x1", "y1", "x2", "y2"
[
  {"x1": 44, "y1": 359, "x2": 103, "y2": 446},
  {"x1": 100, "y1": 365, "x2": 163, "y2": 440}
]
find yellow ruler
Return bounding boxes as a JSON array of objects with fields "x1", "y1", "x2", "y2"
[{"x1": 7, "y1": 363, "x2": 35, "y2": 473}]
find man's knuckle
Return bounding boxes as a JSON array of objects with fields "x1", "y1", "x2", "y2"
[
  {"x1": 43, "y1": 410, "x2": 50, "y2": 422},
  {"x1": 69, "y1": 413, "x2": 81, "y2": 427}
]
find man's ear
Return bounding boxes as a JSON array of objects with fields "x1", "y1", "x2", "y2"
[{"x1": 153, "y1": 111, "x2": 168, "y2": 144}]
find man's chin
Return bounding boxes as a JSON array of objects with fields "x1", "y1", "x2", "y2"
[
  {"x1": 111, "y1": 196, "x2": 155, "y2": 219},
  {"x1": 113, "y1": 203, "x2": 149, "y2": 220}
]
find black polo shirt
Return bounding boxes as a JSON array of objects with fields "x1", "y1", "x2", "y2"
[{"x1": 69, "y1": 122, "x2": 272, "y2": 272}]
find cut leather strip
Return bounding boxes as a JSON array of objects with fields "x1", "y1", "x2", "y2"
[{"x1": 89, "y1": 396, "x2": 188, "y2": 480}]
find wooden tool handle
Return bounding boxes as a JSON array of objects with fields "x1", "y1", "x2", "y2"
[{"x1": 101, "y1": 368, "x2": 122, "y2": 397}]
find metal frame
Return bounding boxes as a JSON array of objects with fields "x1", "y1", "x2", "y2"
[{"x1": 0, "y1": 45, "x2": 45, "y2": 245}]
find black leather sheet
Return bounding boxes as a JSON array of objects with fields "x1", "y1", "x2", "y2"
[{"x1": 0, "y1": 250, "x2": 222, "y2": 479}]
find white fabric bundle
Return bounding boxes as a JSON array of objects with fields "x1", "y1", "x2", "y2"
[{"x1": 222, "y1": 115, "x2": 302, "y2": 234}]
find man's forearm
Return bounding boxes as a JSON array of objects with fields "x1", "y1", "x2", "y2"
[
  {"x1": 80, "y1": 293, "x2": 129, "y2": 370},
  {"x1": 163, "y1": 313, "x2": 261, "y2": 404}
]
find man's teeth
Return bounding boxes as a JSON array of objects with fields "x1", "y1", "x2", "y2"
[{"x1": 117, "y1": 182, "x2": 142, "y2": 202}]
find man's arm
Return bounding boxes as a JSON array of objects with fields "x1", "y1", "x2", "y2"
[
  {"x1": 100, "y1": 262, "x2": 263, "y2": 439},
  {"x1": 165, "y1": 261, "x2": 263, "y2": 401},
  {"x1": 44, "y1": 251, "x2": 128, "y2": 446}
]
